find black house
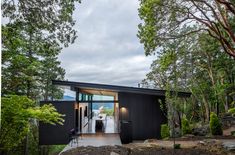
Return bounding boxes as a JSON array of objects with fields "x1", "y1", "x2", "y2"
[{"x1": 39, "y1": 80, "x2": 191, "y2": 145}]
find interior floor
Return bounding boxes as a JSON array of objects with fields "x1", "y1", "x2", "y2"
[{"x1": 82, "y1": 116, "x2": 118, "y2": 134}]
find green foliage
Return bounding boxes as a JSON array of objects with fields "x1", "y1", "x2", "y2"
[
  {"x1": 2, "y1": 0, "x2": 81, "y2": 47},
  {"x1": 1, "y1": 0, "x2": 79, "y2": 154},
  {"x1": 139, "y1": 0, "x2": 235, "y2": 140},
  {"x1": 174, "y1": 144, "x2": 181, "y2": 149},
  {"x1": 182, "y1": 116, "x2": 191, "y2": 135},
  {"x1": 228, "y1": 108, "x2": 235, "y2": 116},
  {"x1": 161, "y1": 124, "x2": 170, "y2": 139},
  {"x1": 209, "y1": 112, "x2": 223, "y2": 135},
  {"x1": 2, "y1": 23, "x2": 65, "y2": 100},
  {"x1": 0, "y1": 95, "x2": 64, "y2": 151},
  {"x1": 231, "y1": 131, "x2": 235, "y2": 136},
  {"x1": 138, "y1": 0, "x2": 161, "y2": 56},
  {"x1": 138, "y1": 0, "x2": 235, "y2": 122},
  {"x1": 102, "y1": 109, "x2": 114, "y2": 116},
  {"x1": 48, "y1": 145, "x2": 66, "y2": 155},
  {"x1": 142, "y1": 30, "x2": 235, "y2": 123},
  {"x1": 138, "y1": 0, "x2": 235, "y2": 57}
]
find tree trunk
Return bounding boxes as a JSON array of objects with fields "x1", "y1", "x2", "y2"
[
  {"x1": 177, "y1": 111, "x2": 182, "y2": 129},
  {"x1": 202, "y1": 96, "x2": 210, "y2": 122},
  {"x1": 23, "y1": 135, "x2": 29, "y2": 155},
  {"x1": 225, "y1": 95, "x2": 229, "y2": 112}
]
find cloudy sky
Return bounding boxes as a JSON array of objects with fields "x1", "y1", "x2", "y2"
[{"x1": 58, "y1": 0, "x2": 155, "y2": 87}]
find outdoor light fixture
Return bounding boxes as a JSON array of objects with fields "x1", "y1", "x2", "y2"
[
  {"x1": 120, "y1": 107, "x2": 127, "y2": 113},
  {"x1": 120, "y1": 107, "x2": 129, "y2": 122}
]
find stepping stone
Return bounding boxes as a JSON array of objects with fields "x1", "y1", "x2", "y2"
[{"x1": 222, "y1": 141, "x2": 235, "y2": 151}]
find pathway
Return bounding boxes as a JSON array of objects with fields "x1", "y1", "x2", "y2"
[{"x1": 60, "y1": 133, "x2": 121, "y2": 154}]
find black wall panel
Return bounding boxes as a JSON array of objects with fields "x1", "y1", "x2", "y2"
[
  {"x1": 39, "y1": 101, "x2": 75, "y2": 145},
  {"x1": 118, "y1": 92, "x2": 167, "y2": 140}
]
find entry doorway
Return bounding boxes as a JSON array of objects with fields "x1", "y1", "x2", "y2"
[
  {"x1": 75, "y1": 89, "x2": 119, "y2": 134},
  {"x1": 78, "y1": 102, "x2": 119, "y2": 134}
]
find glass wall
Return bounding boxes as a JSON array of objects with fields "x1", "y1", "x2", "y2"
[
  {"x1": 53, "y1": 86, "x2": 76, "y2": 101},
  {"x1": 79, "y1": 93, "x2": 93, "y2": 101},
  {"x1": 78, "y1": 93, "x2": 114, "y2": 101}
]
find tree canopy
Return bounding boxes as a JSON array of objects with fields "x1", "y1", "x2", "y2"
[
  {"x1": 2, "y1": 0, "x2": 80, "y2": 47},
  {"x1": 139, "y1": 0, "x2": 235, "y2": 123},
  {"x1": 1, "y1": 0, "x2": 80, "y2": 154},
  {"x1": 138, "y1": 0, "x2": 235, "y2": 57}
]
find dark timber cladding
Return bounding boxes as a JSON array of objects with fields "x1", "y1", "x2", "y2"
[
  {"x1": 38, "y1": 80, "x2": 191, "y2": 145},
  {"x1": 39, "y1": 101, "x2": 75, "y2": 145},
  {"x1": 119, "y1": 92, "x2": 166, "y2": 139}
]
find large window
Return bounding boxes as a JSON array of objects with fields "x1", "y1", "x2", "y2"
[
  {"x1": 79, "y1": 93, "x2": 93, "y2": 101},
  {"x1": 93, "y1": 95, "x2": 114, "y2": 101},
  {"x1": 78, "y1": 93, "x2": 114, "y2": 101},
  {"x1": 54, "y1": 86, "x2": 76, "y2": 101}
]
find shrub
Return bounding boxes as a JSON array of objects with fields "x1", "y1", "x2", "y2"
[
  {"x1": 1, "y1": 95, "x2": 64, "y2": 151},
  {"x1": 182, "y1": 116, "x2": 191, "y2": 135},
  {"x1": 161, "y1": 124, "x2": 170, "y2": 139},
  {"x1": 231, "y1": 131, "x2": 235, "y2": 136},
  {"x1": 210, "y1": 112, "x2": 223, "y2": 135},
  {"x1": 174, "y1": 144, "x2": 181, "y2": 149},
  {"x1": 228, "y1": 108, "x2": 235, "y2": 116}
]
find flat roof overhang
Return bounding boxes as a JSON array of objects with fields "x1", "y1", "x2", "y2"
[{"x1": 52, "y1": 80, "x2": 191, "y2": 98}]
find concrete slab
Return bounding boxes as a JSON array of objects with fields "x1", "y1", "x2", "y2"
[{"x1": 60, "y1": 133, "x2": 122, "y2": 154}]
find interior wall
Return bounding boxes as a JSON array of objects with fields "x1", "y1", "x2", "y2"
[
  {"x1": 118, "y1": 92, "x2": 167, "y2": 140},
  {"x1": 78, "y1": 102, "x2": 89, "y2": 133},
  {"x1": 114, "y1": 102, "x2": 119, "y2": 132}
]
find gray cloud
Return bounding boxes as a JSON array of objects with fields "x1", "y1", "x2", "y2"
[{"x1": 58, "y1": 0, "x2": 154, "y2": 87}]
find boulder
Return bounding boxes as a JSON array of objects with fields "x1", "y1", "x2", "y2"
[
  {"x1": 184, "y1": 134, "x2": 195, "y2": 138},
  {"x1": 144, "y1": 139, "x2": 158, "y2": 143},
  {"x1": 198, "y1": 141, "x2": 206, "y2": 145},
  {"x1": 192, "y1": 125, "x2": 209, "y2": 136},
  {"x1": 110, "y1": 152, "x2": 120, "y2": 155},
  {"x1": 222, "y1": 113, "x2": 235, "y2": 128},
  {"x1": 171, "y1": 127, "x2": 181, "y2": 138},
  {"x1": 222, "y1": 141, "x2": 235, "y2": 152}
]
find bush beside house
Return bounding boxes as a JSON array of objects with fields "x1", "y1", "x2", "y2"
[
  {"x1": 228, "y1": 108, "x2": 235, "y2": 116},
  {"x1": 182, "y1": 116, "x2": 191, "y2": 135},
  {"x1": 161, "y1": 124, "x2": 170, "y2": 139},
  {"x1": 210, "y1": 112, "x2": 223, "y2": 135}
]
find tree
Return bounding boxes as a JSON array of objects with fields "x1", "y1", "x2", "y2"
[
  {"x1": 2, "y1": 23, "x2": 41, "y2": 98},
  {"x1": 2, "y1": 0, "x2": 80, "y2": 47},
  {"x1": 38, "y1": 42, "x2": 66, "y2": 101},
  {"x1": 2, "y1": 0, "x2": 80, "y2": 99},
  {"x1": 1, "y1": 20, "x2": 66, "y2": 155},
  {"x1": 2, "y1": 0, "x2": 80, "y2": 154},
  {"x1": 0, "y1": 95, "x2": 64, "y2": 153},
  {"x1": 2, "y1": 23, "x2": 65, "y2": 101},
  {"x1": 138, "y1": 0, "x2": 235, "y2": 57},
  {"x1": 189, "y1": 32, "x2": 235, "y2": 118},
  {"x1": 141, "y1": 28, "x2": 235, "y2": 122}
]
